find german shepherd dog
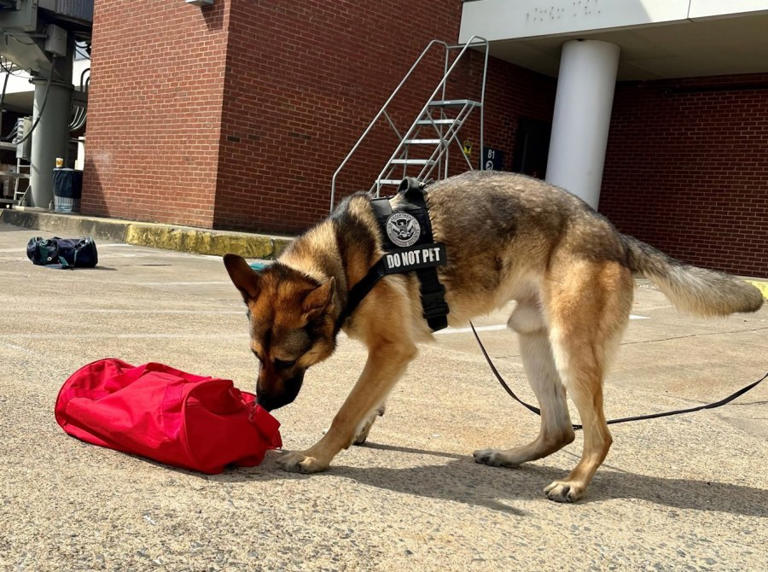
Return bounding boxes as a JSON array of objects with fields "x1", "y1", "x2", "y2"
[{"x1": 224, "y1": 171, "x2": 763, "y2": 502}]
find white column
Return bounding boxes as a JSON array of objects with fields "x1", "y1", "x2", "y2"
[{"x1": 545, "y1": 39, "x2": 620, "y2": 209}]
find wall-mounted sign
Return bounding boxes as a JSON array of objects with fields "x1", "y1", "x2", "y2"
[{"x1": 482, "y1": 147, "x2": 504, "y2": 171}]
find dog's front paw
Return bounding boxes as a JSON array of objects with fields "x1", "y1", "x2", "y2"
[
  {"x1": 277, "y1": 450, "x2": 329, "y2": 474},
  {"x1": 473, "y1": 448, "x2": 503, "y2": 466},
  {"x1": 544, "y1": 480, "x2": 585, "y2": 503}
]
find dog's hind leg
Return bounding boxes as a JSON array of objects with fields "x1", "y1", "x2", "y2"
[
  {"x1": 541, "y1": 260, "x2": 632, "y2": 502},
  {"x1": 474, "y1": 298, "x2": 574, "y2": 467}
]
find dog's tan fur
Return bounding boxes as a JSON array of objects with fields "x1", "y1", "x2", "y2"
[{"x1": 224, "y1": 171, "x2": 763, "y2": 502}]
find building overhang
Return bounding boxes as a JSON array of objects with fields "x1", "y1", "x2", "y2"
[{"x1": 459, "y1": 0, "x2": 768, "y2": 80}]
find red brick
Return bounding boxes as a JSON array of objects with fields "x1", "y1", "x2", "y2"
[{"x1": 600, "y1": 75, "x2": 768, "y2": 277}]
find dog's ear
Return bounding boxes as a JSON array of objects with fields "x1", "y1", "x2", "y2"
[
  {"x1": 223, "y1": 254, "x2": 261, "y2": 301},
  {"x1": 301, "y1": 277, "x2": 335, "y2": 322}
]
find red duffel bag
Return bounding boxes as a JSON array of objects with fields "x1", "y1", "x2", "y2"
[{"x1": 55, "y1": 358, "x2": 282, "y2": 474}]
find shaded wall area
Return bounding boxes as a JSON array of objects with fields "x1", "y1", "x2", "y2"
[{"x1": 600, "y1": 74, "x2": 768, "y2": 277}]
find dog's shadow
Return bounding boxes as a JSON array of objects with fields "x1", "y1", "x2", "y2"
[{"x1": 210, "y1": 442, "x2": 768, "y2": 517}]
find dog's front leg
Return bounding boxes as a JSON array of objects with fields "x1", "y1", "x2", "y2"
[{"x1": 278, "y1": 340, "x2": 417, "y2": 473}]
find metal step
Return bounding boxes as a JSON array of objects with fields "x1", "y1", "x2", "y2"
[
  {"x1": 390, "y1": 158, "x2": 436, "y2": 165},
  {"x1": 428, "y1": 99, "x2": 481, "y2": 107},
  {"x1": 414, "y1": 118, "x2": 457, "y2": 126},
  {"x1": 376, "y1": 179, "x2": 405, "y2": 186},
  {"x1": 403, "y1": 138, "x2": 445, "y2": 145}
]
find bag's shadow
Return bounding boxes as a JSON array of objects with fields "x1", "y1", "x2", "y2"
[{"x1": 205, "y1": 442, "x2": 768, "y2": 517}]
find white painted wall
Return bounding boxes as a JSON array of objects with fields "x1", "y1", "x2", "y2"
[{"x1": 460, "y1": 0, "x2": 689, "y2": 41}]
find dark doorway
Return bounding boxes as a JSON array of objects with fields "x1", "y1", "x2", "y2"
[{"x1": 512, "y1": 117, "x2": 551, "y2": 179}]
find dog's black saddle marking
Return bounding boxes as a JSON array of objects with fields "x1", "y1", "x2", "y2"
[{"x1": 336, "y1": 178, "x2": 449, "y2": 332}]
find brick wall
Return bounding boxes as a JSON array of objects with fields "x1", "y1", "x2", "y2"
[
  {"x1": 212, "y1": 0, "x2": 465, "y2": 233},
  {"x1": 82, "y1": 0, "x2": 555, "y2": 235},
  {"x1": 475, "y1": 55, "x2": 555, "y2": 175},
  {"x1": 212, "y1": 0, "x2": 556, "y2": 233},
  {"x1": 600, "y1": 74, "x2": 768, "y2": 278},
  {"x1": 82, "y1": 0, "x2": 231, "y2": 227},
  {"x1": 81, "y1": 5, "x2": 766, "y2": 278}
]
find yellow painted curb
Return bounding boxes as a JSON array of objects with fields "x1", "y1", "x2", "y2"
[
  {"x1": 1, "y1": 209, "x2": 294, "y2": 259},
  {"x1": 746, "y1": 280, "x2": 768, "y2": 299},
  {"x1": 123, "y1": 224, "x2": 281, "y2": 258}
]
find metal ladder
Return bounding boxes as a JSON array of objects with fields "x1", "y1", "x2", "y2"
[
  {"x1": 13, "y1": 157, "x2": 31, "y2": 206},
  {"x1": 331, "y1": 36, "x2": 488, "y2": 211}
]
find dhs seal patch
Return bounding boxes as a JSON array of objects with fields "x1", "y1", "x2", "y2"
[{"x1": 385, "y1": 212, "x2": 421, "y2": 247}]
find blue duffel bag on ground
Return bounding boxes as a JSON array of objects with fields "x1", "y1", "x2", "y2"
[{"x1": 26, "y1": 236, "x2": 98, "y2": 268}]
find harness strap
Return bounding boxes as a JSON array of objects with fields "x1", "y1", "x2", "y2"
[
  {"x1": 335, "y1": 257, "x2": 389, "y2": 332},
  {"x1": 402, "y1": 181, "x2": 449, "y2": 331}
]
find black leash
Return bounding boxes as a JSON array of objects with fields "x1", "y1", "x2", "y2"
[{"x1": 470, "y1": 321, "x2": 768, "y2": 432}]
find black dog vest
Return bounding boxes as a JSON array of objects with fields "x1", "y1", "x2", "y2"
[{"x1": 335, "y1": 178, "x2": 450, "y2": 332}]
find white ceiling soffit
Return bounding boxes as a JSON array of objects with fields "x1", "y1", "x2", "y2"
[
  {"x1": 459, "y1": 0, "x2": 768, "y2": 80},
  {"x1": 688, "y1": 0, "x2": 768, "y2": 19}
]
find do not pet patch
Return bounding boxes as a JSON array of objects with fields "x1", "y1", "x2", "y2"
[{"x1": 382, "y1": 243, "x2": 446, "y2": 274}]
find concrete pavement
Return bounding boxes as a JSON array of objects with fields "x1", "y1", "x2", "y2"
[{"x1": 1, "y1": 222, "x2": 767, "y2": 570}]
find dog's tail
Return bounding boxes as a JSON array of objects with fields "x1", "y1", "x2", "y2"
[{"x1": 621, "y1": 234, "x2": 763, "y2": 316}]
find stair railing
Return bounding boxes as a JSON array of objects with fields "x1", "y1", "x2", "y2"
[
  {"x1": 370, "y1": 36, "x2": 488, "y2": 198},
  {"x1": 330, "y1": 35, "x2": 488, "y2": 212}
]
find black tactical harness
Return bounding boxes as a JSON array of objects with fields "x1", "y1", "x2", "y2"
[{"x1": 335, "y1": 178, "x2": 449, "y2": 332}]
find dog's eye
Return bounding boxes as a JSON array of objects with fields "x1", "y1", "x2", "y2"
[{"x1": 274, "y1": 358, "x2": 296, "y2": 370}]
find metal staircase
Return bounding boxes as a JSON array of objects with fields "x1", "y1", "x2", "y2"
[{"x1": 331, "y1": 36, "x2": 488, "y2": 211}]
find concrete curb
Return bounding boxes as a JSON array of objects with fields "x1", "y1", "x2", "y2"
[{"x1": 0, "y1": 208, "x2": 294, "y2": 259}]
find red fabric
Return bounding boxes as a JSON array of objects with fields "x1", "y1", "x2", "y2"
[{"x1": 55, "y1": 359, "x2": 282, "y2": 474}]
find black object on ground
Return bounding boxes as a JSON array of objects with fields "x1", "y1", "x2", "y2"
[{"x1": 26, "y1": 236, "x2": 98, "y2": 268}]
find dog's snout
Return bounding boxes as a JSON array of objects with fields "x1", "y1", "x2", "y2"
[{"x1": 256, "y1": 371, "x2": 305, "y2": 411}]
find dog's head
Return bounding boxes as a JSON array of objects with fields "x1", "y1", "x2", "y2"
[{"x1": 223, "y1": 254, "x2": 338, "y2": 411}]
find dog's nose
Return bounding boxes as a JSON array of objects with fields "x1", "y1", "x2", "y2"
[
  {"x1": 256, "y1": 394, "x2": 280, "y2": 412},
  {"x1": 256, "y1": 391, "x2": 296, "y2": 411},
  {"x1": 256, "y1": 372, "x2": 304, "y2": 411}
]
